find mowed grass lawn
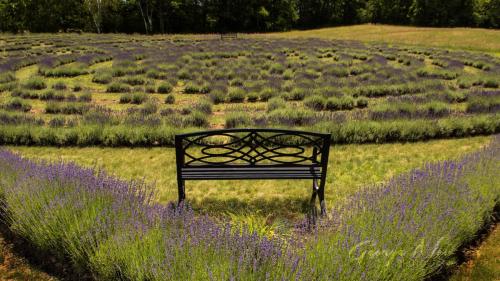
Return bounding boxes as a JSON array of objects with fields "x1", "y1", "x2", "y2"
[
  {"x1": 8, "y1": 136, "x2": 491, "y2": 220},
  {"x1": 254, "y1": 24, "x2": 500, "y2": 54}
]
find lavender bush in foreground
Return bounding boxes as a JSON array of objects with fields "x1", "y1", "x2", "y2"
[
  {"x1": 0, "y1": 135, "x2": 498, "y2": 280},
  {"x1": 0, "y1": 151, "x2": 294, "y2": 280},
  {"x1": 301, "y1": 135, "x2": 499, "y2": 280}
]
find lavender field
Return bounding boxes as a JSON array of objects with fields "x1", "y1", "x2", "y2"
[{"x1": 0, "y1": 34, "x2": 499, "y2": 145}]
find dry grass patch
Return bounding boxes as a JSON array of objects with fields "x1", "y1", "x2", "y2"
[{"x1": 254, "y1": 24, "x2": 500, "y2": 53}]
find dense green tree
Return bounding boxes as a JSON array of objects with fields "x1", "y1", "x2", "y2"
[
  {"x1": 0, "y1": 0, "x2": 88, "y2": 32},
  {"x1": 363, "y1": 0, "x2": 413, "y2": 24},
  {"x1": 0, "y1": 0, "x2": 497, "y2": 34},
  {"x1": 297, "y1": 0, "x2": 344, "y2": 28},
  {"x1": 409, "y1": 0, "x2": 475, "y2": 26},
  {"x1": 474, "y1": 0, "x2": 500, "y2": 27},
  {"x1": 297, "y1": 0, "x2": 371, "y2": 28},
  {"x1": 484, "y1": 0, "x2": 500, "y2": 27},
  {"x1": 0, "y1": 0, "x2": 27, "y2": 32}
]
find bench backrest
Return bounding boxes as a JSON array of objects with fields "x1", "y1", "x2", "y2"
[{"x1": 175, "y1": 128, "x2": 330, "y2": 170}]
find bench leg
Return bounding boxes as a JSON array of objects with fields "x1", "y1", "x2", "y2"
[
  {"x1": 178, "y1": 179, "x2": 185, "y2": 205},
  {"x1": 308, "y1": 179, "x2": 319, "y2": 223},
  {"x1": 310, "y1": 179, "x2": 318, "y2": 204},
  {"x1": 318, "y1": 180, "x2": 326, "y2": 217}
]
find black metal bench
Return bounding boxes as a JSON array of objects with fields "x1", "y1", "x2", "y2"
[
  {"x1": 220, "y1": 33, "x2": 238, "y2": 40},
  {"x1": 175, "y1": 129, "x2": 331, "y2": 216}
]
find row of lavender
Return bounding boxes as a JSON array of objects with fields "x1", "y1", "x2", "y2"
[
  {"x1": 0, "y1": 136, "x2": 498, "y2": 280},
  {"x1": 0, "y1": 113, "x2": 498, "y2": 146}
]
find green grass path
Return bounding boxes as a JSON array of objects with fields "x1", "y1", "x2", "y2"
[{"x1": 7, "y1": 136, "x2": 490, "y2": 220}]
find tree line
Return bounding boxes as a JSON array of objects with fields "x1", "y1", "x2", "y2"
[{"x1": 0, "y1": 0, "x2": 499, "y2": 34}]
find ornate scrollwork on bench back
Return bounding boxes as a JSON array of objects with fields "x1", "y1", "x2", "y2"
[{"x1": 175, "y1": 129, "x2": 331, "y2": 167}]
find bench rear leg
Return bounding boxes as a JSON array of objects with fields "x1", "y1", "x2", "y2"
[
  {"x1": 309, "y1": 179, "x2": 319, "y2": 222},
  {"x1": 318, "y1": 179, "x2": 326, "y2": 217}
]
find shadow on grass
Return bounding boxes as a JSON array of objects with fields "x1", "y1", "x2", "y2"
[
  {"x1": 425, "y1": 203, "x2": 499, "y2": 281},
  {"x1": 188, "y1": 197, "x2": 314, "y2": 221},
  {"x1": 0, "y1": 202, "x2": 91, "y2": 281}
]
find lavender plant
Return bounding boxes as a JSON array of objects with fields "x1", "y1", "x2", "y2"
[
  {"x1": 300, "y1": 135, "x2": 500, "y2": 280},
  {"x1": 0, "y1": 150, "x2": 295, "y2": 280}
]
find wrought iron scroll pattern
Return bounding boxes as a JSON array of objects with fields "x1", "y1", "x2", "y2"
[{"x1": 181, "y1": 130, "x2": 326, "y2": 166}]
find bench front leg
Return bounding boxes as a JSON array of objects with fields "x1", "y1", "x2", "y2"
[{"x1": 178, "y1": 179, "x2": 186, "y2": 205}]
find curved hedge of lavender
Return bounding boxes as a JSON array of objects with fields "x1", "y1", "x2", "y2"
[
  {"x1": 0, "y1": 136, "x2": 498, "y2": 280},
  {"x1": 0, "y1": 114, "x2": 499, "y2": 146}
]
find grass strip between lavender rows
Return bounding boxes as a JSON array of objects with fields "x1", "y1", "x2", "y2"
[{"x1": 0, "y1": 137, "x2": 498, "y2": 280}]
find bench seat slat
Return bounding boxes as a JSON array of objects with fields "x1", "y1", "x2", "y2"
[
  {"x1": 181, "y1": 174, "x2": 320, "y2": 179},
  {"x1": 183, "y1": 171, "x2": 320, "y2": 173},
  {"x1": 181, "y1": 166, "x2": 322, "y2": 180},
  {"x1": 182, "y1": 170, "x2": 321, "y2": 174},
  {"x1": 182, "y1": 167, "x2": 322, "y2": 171},
  {"x1": 182, "y1": 166, "x2": 321, "y2": 179},
  {"x1": 182, "y1": 171, "x2": 320, "y2": 174}
]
